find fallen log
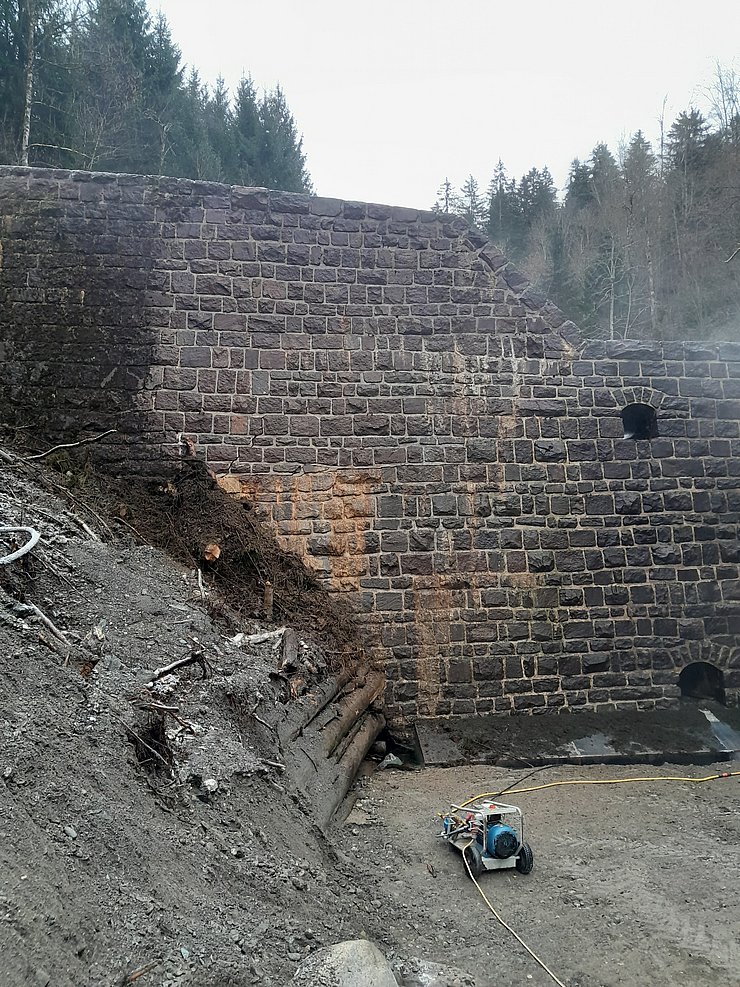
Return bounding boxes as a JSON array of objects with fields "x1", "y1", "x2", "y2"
[
  {"x1": 281, "y1": 626, "x2": 299, "y2": 670},
  {"x1": 321, "y1": 709, "x2": 385, "y2": 829},
  {"x1": 280, "y1": 664, "x2": 387, "y2": 829},
  {"x1": 285, "y1": 663, "x2": 362, "y2": 741},
  {"x1": 320, "y1": 669, "x2": 385, "y2": 757}
]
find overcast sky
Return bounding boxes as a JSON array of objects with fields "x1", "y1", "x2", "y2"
[{"x1": 148, "y1": 0, "x2": 739, "y2": 208}]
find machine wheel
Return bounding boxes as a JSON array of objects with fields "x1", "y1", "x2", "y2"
[
  {"x1": 464, "y1": 842, "x2": 484, "y2": 880},
  {"x1": 516, "y1": 842, "x2": 534, "y2": 875}
]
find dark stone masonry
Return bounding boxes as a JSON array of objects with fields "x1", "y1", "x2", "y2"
[{"x1": 2, "y1": 166, "x2": 739, "y2": 721}]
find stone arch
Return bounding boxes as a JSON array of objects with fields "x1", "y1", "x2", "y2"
[
  {"x1": 593, "y1": 386, "x2": 690, "y2": 416},
  {"x1": 692, "y1": 641, "x2": 740, "y2": 671},
  {"x1": 678, "y1": 643, "x2": 740, "y2": 705},
  {"x1": 617, "y1": 386, "x2": 689, "y2": 418},
  {"x1": 678, "y1": 662, "x2": 726, "y2": 703}
]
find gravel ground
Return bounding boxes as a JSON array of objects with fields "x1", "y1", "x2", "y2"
[{"x1": 347, "y1": 760, "x2": 740, "y2": 987}]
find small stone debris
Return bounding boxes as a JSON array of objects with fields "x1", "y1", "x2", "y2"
[{"x1": 378, "y1": 753, "x2": 403, "y2": 771}]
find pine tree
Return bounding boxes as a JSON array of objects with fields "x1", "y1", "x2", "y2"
[
  {"x1": 565, "y1": 159, "x2": 592, "y2": 209},
  {"x1": 622, "y1": 131, "x2": 660, "y2": 337},
  {"x1": 485, "y1": 159, "x2": 518, "y2": 252},
  {"x1": 257, "y1": 84, "x2": 311, "y2": 192},
  {"x1": 140, "y1": 10, "x2": 183, "y2": 174},
  {"x1": 173, "y1": 68, "x2": 218, "y2": 179},
  {"x1": 667, "y1": 109, "x2": 709, "y2": 173},
  {"x1": 232, "y1": 75, "x2": 260, "y2": 186},
  {"x1": 459, "y1": 173, "x2": 484, "y2": 228},
  {"x1": 67, "y1": 0, "x2": 155, "y2": 171},
  {"x1": 518, "y1": 167, "x2": 556, "y2": 226},
  {"x1": 590, "y1": 143, "x2": 619, "y2": 205},
  {"x1": 433, "y1": 176, "x2": 454, "y2": 213},
  {"x1": 203, "y1": 75, "x2": 234, "y2": 180}
]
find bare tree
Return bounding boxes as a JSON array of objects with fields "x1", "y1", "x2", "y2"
[
  {"x1": 20, "y1": 0, "x2": 35, "y2": 165},
  {"x1": 706, "y1": 61, "x2": 740, "y2": 145}
]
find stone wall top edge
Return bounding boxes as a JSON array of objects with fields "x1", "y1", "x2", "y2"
[
  {"x1": 0, "y1": 164, "x2": 458, "y2": 226},
  {"x1": 580, "y1": 338, "x2": 740, "y2": 361},
  {"x1": 4, "y1": 165, "x2": 737, "y2": 353}
]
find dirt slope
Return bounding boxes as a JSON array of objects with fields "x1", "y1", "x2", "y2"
[
  {"x1": 5, "y1": 454, "x2": 737, "y2": 987},
  {"x1": 0, "y1": 458, "x2": 393, "y2": 987}
]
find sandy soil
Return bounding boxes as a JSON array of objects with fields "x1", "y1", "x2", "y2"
[{"x1": 347, "y1": 761, "x2": 740, "y2": 987}]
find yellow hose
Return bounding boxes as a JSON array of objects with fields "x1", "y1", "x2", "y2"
[
  {"x1": 456, "y1": 768, "x2": 739, "y2": 984},
  {"x1": 462, "y1": 841, "x2": 566, "y2": 987},
  {"x1": 460, "y1": 769, "x2": 740, "y2": 807}
]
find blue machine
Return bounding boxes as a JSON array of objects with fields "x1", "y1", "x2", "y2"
[
  {"x1": 486, "y1": 822, "x2": 519, "y2": 859},
  {"x1": 439, "y1": 798, "x2": 534, "y2": 879}
]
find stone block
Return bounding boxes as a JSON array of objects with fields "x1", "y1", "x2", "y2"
[
  {"x1": 615, "y1": 491, "x2": 642, "y2": 514},
  {"x1": 513, "y1": 694, "x2": 546, "y2": 710},
  {"x1": 307, "y1": 535, "x2": 344, "y2": 557},
  {"x1": 467, "y1": 439, "x2": 497, "y2": 462},
  {"x1": 431, "y1": 494, "x2": 457, "y2": 515},
  {"x1": 409, "y1": 529, "x2": 435, "y2": 551},
  {"x1": 519, "y1": 398, "x2": 567, "y2": 416},
  {"x1": 534, "y1": 439, "x2": 566, "y2": 461},
  {"x1": 528, "y1": 551, "x2": 554, "y2": 572}
]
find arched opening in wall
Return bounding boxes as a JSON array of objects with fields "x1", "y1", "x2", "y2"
[
  {"x1": 678, "y1": 662, "x2": 726, "y2": 705},
  {"x1": 621, "y1": 403, "x2": 658, "y2": 440}
]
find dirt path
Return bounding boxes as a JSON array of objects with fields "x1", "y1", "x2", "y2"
[{"x1": 348, "y1": 762, "x2": 740, "y2": 987}]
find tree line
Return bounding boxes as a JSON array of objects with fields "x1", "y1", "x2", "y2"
[
  {"x1": 1, "y1": 3, "x2": 737, "y2": 341},
  {"x1": 436, "y1": 69, "x2": 740, "y2": 341},
  {"x1": 0, "y1": 0, "x2": 311, "y2": 191}
]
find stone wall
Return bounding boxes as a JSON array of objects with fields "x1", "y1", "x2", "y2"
[{"x1": 2, "y1": 166, "x2": 739, "y2": 721}]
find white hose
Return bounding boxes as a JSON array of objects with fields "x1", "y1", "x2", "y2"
[{"x1": 0, "y1": 526, "x2": 41, "y2": 565}]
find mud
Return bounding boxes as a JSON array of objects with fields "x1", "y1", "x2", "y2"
[
  {"x1": 0, "y1": 454, "x2": 385, "y2": 986},
  {"x1": 2, "y1": 449, "x2": 739, "y2": 987},
  {"x1": 432, "y1": 705, "x2": 721, "y2": 761},
  {"x1": 349, "y1": 761, "x2": 740, "y2": 987}
]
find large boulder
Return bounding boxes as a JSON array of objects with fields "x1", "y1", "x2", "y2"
[{"x1": 291, "y1": 939, "x2": 398, "y2": 987}]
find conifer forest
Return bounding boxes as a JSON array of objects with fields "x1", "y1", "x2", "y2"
[
  {"x1": 0, "y1": 0, "x2": 311, "y2": 193},
  {"x1": 1, "y1": 0, "x2": 738, "y2": 341},
  {"x1": 437, "y1": 80, "x2": 740, "y2": 342}
]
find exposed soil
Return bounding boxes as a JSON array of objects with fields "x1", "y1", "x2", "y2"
[
  {"x1": 0, "y1": 453, "x2": 390, "y2": 986},
  {"x1": 2, "y1": 449, "x2": 739, "y2": 987},
  {"x1": 349, "y1": 761, "x2": 740, "y2": 987},
  {"x1": 12, "y1": 449, "x2": 364, "y2": 668}
]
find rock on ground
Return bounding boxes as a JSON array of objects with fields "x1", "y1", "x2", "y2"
[{"x1": 291, "y1": 939, "x2": 399, "y2": 987}]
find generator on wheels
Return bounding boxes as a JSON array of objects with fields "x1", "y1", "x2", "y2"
[{"x1": 439, "y1": 798, "x2": 534, "y2": 879}]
